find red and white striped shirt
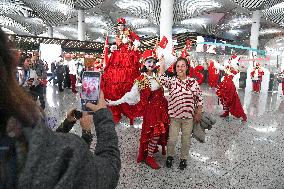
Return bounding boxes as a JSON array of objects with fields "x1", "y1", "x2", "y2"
[{"x1": 159, "y1": 75, "x2": 203, "y2": 119}]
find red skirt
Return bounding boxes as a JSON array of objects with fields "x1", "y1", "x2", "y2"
[{"x1": 137, "y1": 89, "x2": 170, "y2": 162}]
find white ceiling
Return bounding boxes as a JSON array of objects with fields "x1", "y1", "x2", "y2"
[{"x1": 1, "y1": 0, "x2": 284, "y2": 46}]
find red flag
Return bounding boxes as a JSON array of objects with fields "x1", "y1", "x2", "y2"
[
  {"x1": 159, "y1": 36, "x2": 168, "y2": 49},
  {"x1": 185, "y1": 39, "x2": 192, "y2": 50},
  {"x1": 104, "y1": 36, "x2": 109, "y2": 65}
]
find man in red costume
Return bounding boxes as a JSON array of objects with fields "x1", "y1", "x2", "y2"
[
  {"x1": 102, "y1": 18, "x2": 141, "y2": 125},
  {"x1": 250, "y1": 63, "x2": 264, "y2": 93},
  {"x1": 216, "y1": 55, "x2": 247, "y2": 122}
]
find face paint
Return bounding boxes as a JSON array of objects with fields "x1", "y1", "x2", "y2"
[
  {"x1": 144, "y1": 58, "x2": 157, "y2": 71},
  {"x1": 117, "y1": 24, "x2": 125, "y2": 31}
]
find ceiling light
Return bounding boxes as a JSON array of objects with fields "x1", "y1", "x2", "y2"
[
  {"x1": 136, "y1": 27, "x2": 157, "y2": 34},
  {"x1": 124, "y1": 17, "x2": 149, "y2": 26},
  {"x1": 115, "y1": 0, "x2": 149, "y2": 11},
  {"x1": 270, "y1": 2, "x2": 284, "y2": 9},
  {"x1": 1, "y1": 27, "x2": 15, "y2": 34},
  {"x1": 228, "y1": 29, "x2": 242, "y2": 35},
  {"x1": 181, "y1": 18, "x2": 208, "y2": 26},
  {"x1": 260, "y1": 29, "x2": 283, "y2": 35},
  {"x1": 227, "y1": 16, "x2": 252, "y2": 28},
  {"x1": 173, "y1": 28, "x2": 196, "y2": 34}
]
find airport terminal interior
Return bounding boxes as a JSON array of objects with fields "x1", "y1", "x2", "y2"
[{"x1": 1, "y1": 0, "x2": 284, "y2": 188}]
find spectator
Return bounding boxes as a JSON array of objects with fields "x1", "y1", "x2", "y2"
[
  {"x1": 29, "y1": 54, "x2": 47, "y2": 109},
  {"x1": 159, "y1": 57, "x2": 203, "y2": 170},
  {"x1": 48, "y1": 61, "x2": 56, "y2": 84},
  {"x1": 69, "y1": 57, "x2": 78, "y2": 93},
  {"x1": 56, "y1": 59, "x2": 65, "y2": 92},
  {"x1": 0, "y1": 28, "x2": 120, "y2": 189}
]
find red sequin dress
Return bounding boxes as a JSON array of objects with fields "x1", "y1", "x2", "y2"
[
  {"x1": 108, "y1": 74, "x2": 170, "y2": 161},
  {"x1": 216, "y1": 69, "x2": 246, "y2": 119},
  {"x1": 135, "y1": 75, "x2": 170, "y2": 163},
  {"x1": 102, "y1": 28, "x2": 141, "y2": 123}
]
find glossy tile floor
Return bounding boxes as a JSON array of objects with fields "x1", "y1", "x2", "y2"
[{"x1": 44, "y1": 83, "x2": 284, "y2": 189}]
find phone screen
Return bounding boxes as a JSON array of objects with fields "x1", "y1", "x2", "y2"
[{"x1": 81, "y1": 71, "x2": 101, "y2": 111}]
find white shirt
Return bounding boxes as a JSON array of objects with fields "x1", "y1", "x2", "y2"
[{"x1": 69, "y1": 59, "x2": 77, "y2": 75}]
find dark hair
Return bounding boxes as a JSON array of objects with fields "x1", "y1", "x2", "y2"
[
  {"x1": 140, "y1": 58, "x2": 158, "y2": 73},
  {"x1": 0, "y1": 28, "x2": 40, "y2": 129},
  {"x1": 173, "y1": 57, "x2": 190, "y2": 76}
]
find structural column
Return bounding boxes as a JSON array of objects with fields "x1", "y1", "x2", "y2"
[
  {"x1": 78, "y1": 9, "x2": 86, "y2": 41},
  {"x1": 249, "y1": 10, "x2": 261, "y2": 61},
  {"x1": 48, "y1": 26, "x2": 53, "y2": 38},
  {"x1": 160, "y1": 0, "x2": 174, "y2": 58}
]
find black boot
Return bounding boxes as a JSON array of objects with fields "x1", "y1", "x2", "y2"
[
  {"x1": 179, "y1": 159, "x2": 187, "y2": 170},
  {"x1": 166, "y1": 156, "x2": 173, "y2": 168}
]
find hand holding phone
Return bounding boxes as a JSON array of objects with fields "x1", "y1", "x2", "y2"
[
  {"x1": 81, "y1": 71, "x2": 101, "y2": 111},
  {"x1": 85, "y1": 90, "x2": 107, "y2": 112}
]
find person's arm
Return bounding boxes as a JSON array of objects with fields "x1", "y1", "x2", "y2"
[
  {"x1": 55, "y1": 119, "x2": 76, "y2": 133},
  {"x1": 56, "y1": 109, "x2": 93, "y2": 145},
  {"x1": 85, "y1": 92, "x2": 120, "y2": 188},
  {"x1": 193, "y1": 80, "x2": 203, "y2": 123},
  {"x1": 107, "y1": 82, "x2": 140, "y2": 106}
]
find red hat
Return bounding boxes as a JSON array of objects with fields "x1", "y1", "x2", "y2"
[
  {"x1": 117, "y1": 18, "x2": 126, "y2": 25},
  {"x1": 142, "y1": 49, "x2": 157, "y2": 61},
  {"x1": 256, "y1": 62, "x2": 261, "y2": 67},
  {"x1": 159, "y1": 36, "x2": 168, "y2": 49}
]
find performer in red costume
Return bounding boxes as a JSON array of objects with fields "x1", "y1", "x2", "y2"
[
  {"x1": 278, "y1": 69, "x2": 284, "y2": 95},
  {"x1": 216, "y1": 55, "x2": 247, "y2": 122},
  {"x1": 281, "y1": 69, "x2": 284, "y2": 95},
  {"x1": 107, "y1": 49, "x2": 170, "y2": 169},
  {"x1": 102, "y1": 18, "x2": 141, "y2": 124},
  {"x1": 250, "y1": 62, "x2": 264, "y2": 93},
  {"x1": 208, "y1": 59, "x2": 220, "y2": 88}
]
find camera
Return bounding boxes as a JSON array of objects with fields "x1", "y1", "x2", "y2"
[{"x1": 73, "y1": 110, "x2": 82, "y2": 119}]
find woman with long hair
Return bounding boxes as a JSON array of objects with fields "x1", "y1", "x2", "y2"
[{"x1": 0, "y1": 28, "x2": 120, "y2": 189}]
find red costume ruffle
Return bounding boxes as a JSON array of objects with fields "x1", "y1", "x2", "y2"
[
  {"x1": 102, "y1": 43, "x2": 141, "y2": 123},
  {"x1": 216, "y1": 75, "x2": 246, "y2": 119}
]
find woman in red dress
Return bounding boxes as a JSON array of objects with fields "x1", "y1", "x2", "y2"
[
  {"x1": 216, "y1": 56, "x2": 247, "y2": 122},
  {"x1": 102, "y1": 18, "x2": 141, "y2": 124},
  {"x1": 107, "y1": 49, "x2": 169, "y2": 169}
]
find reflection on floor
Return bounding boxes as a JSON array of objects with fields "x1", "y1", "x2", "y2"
[{"x1": 45, "y1": 83, "x2": 284, "y2": 189}]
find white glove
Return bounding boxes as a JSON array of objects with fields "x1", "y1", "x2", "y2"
[
  {"x1": 106, "y1": 100, "x2": 119, "y2": 106},
  {"x1": 122, "y1": 37, "x2": 129, "y2": 44},
  {"x1": 133, "y1": 39, "x2": 140, "y2": 47},
  {"x1": 110, "y1": 45, "x2": 117, "y2": 52}
]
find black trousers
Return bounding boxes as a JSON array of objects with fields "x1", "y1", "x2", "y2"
[{"x1": 30, "y1": 84, "x2": 45, "y2": 109}]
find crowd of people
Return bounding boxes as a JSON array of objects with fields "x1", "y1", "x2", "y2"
[{"x1": 3, "y1": 17, "x2": 282, "y2": 188}]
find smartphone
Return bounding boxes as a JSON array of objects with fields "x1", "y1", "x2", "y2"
[{"x1": 81, "y1": 71, "x2": 101, "y2": 111}]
